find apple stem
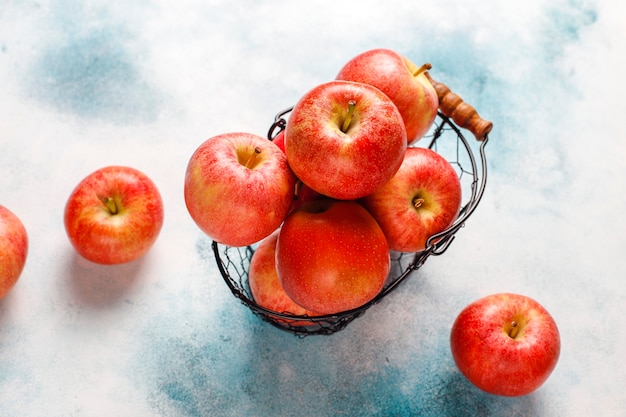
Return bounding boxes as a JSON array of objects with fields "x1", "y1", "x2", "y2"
[
  {"x1": 508, "y1": 321, "x2": 519, "y2": 339},
  {"x1": 413, "y1": 197, "x2": 425, "y2": 209},
  {"x1": 413, "y1": 63, "x2": 432, "y2": 77},
  {"x1": 341, "y1": 100, "x2": 357, "y2": 133},
  {"x1": 101, "y1": 196, "x2": 119, "y2": 215},
  {"x1": 294, "y1": 180, "x2": 303, "y2": 201},
  {"x1": 244, "y1": 147, "x2": 262, "y2": 169}
]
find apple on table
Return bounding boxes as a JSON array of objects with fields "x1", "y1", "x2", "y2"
[
  {"x1": 336, "y1": 48, "x2": 439, "y2": 144},
  {"x1": 0, "y1": 205, "x2": 28, "y2": 299},
  {"x1": 64, "y1": 165, "x2": 164, "y2": 265},
  {"x1": 276, "y1": 200, "x2": 390, "y2": 315},
  {"x1": 450, "y1": 293, "x2": 561, "y2": 397},
  {"x1": 185, "y1": 132, "x2": 296, "y2": 247},
  {"x1": 360, "y1": 147, "x2": 462, "y2": 253},
  {"x1": 285, "y1": 80, "x2": 407, "y2": 201}
]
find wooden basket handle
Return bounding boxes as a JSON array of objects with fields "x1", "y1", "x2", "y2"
[{"x1": 425, "y1": 73, "x2": 493, "y2": 141}]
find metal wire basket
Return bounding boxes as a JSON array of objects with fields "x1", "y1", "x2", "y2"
[{"x1": 212, "y1": 84, "x2": 490, "y2": 336}]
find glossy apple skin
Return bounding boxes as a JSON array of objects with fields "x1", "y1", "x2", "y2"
[
  {"x1": 184, "y1": 132, "x2": 296, "y2": 247},
  {"x1": 0, "y1": 206, "x2": 28, "y2": 299},
  {"x1": 64, "y1": 166, "x2": 164, "y2": 265},
  {"x1": 276, "y1": 200, "x2": 390, "y2": 315},
  {"x1": 285, "y1": 80, "x2": 407, "y2": 200},
  {"x1": 249, "y1": 231, "x2": 318, "y2": 326},
  {"x1": 336, "y1": 48, "x2": 439, "y2": 144},
  {"x1": 450, "y1": 293, "x2": 561, "y2": 397},
  {"x1": 360, "y1": 147, "x2": 461, "y2": 253}
]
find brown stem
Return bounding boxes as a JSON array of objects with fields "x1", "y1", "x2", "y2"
[
  {"x1": 294, "y1": 180, "x2": 303, "y2": 201},
  {"x1": 341, "y1": 100, "x2": 357, "y2": 133},
  {"x1": 508, "y1": 321, "x2": 519, "y2": 339},
  {"x1": 412, "y1": 63, "x2": 432, "y2": 77},
  {"x1": 101, "y1": 196, "x2": 119, "y2": 215},
  {"x1": 244, "y1": 147, "x2": 262, "y2": 169}
]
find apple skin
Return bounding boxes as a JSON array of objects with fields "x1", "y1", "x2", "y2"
[
  {"x1": 271, "y1": 129, "x2": 286, "y2": 153},
  {"x1": 64, "y1": 166, "x2": 164, "y2": 265},
  {"x1": 272, "y1": 129, "x2": 324, "y2": 212},
  {"x1": 276, "y1": 200, "x2": 390, "y2": 315},
  {"x1": 0, "y1": 206, "x2": 28, "y2": 299},
  {"x1": 336, "y1": 48, "x2": 439, "y2": 144},
  {"x1": 249, "y1": 231, "x2": 319, "y2": 326},
  {"x1": 360, "y1": 147, "x2": 461, "y2": 253},
  {"x1": 285, "y1": 80, "x2": 407, "y2": 201},
  {"x1": 450, "y1": 293, "x2": 561, "y2": 397},
  {"x1": 184, "y1": 132, "x2": 296, "y2": 247}
]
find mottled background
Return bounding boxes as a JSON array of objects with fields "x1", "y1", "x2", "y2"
[{"x1": 1, "y1": 1, "x2": 624, "y2": 416}]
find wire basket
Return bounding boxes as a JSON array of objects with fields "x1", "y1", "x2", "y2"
[{"x1": 212, "y1": 82, "x2": 491, "y2": 336}]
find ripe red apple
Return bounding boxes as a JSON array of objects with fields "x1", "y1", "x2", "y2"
[
  {"x1": 360, "y1": 147, "x2": 461, "y2": 253},
  {"x1": 285, "y1": 80, "x2": 407, "y2": 200},
  {"x1": 450, "y1": 293, "x2": 561, "y2": 397},
  {"x1": 271, "y1": 129, "x2": 286, "y2": 153},
  {"x1": 336, "y1": 48, "x2": 439, "y2": 144},
  {"x1": 276, "y1": 200, "x2": 390, "y2": 315},
  {"x1": 184, "y1": 132, "x2": 296, "y2": 247},
  {"x1": 249, "y1": 231, "x2": 318, "y2": 326},
  {"x1": 0, "y1": 205, "x2": 28, "y2": 299},
  {"x1": 64, "y1": 166, "x2": 164, "y2": 265}
]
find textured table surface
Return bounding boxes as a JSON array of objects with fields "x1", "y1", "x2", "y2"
[{"x1": 1, "y1": 1, "x2": 624, "y2": 416}]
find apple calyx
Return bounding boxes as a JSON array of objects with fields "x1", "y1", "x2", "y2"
[
  {"x1": 412, "y1": 63, "x2": 432, "y2": 78},
  {"x1": 243, "y1": 147, "x2": 263, "y2": 169},
  {"x1": 341, "y1": 100, "x2": 357, "y2": 133}
]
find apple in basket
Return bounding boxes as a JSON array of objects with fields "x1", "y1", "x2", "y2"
[
  {"x1": 271, "y1": 129, "x2": 324, "y2": 213},
  {"x1": 336, "y1": 48, "x2": 439, "y2": 144},
  {"x1": 450, "y1": 293, "x2": 561, "y2": 397},
  {"x1": 249, "y1": 231, "x2": 319, "y2": 326},
  {"x1": 271, "y1": 129, "x2": 286, "y2": 152},
  {"x1": 284, "y1": 80, "x2": 407, "y2": 201},
  {"x1": 276, "y1": 200, "x2": 389, "y2": 315},
  {"x1": 64, "y1": 166, "x2": 164, "y2": 265},
  {"x1": 184, "y1": 132, "x2": 296, "y2": 247},
  {"x1": 0, "y1": 205, "x2": 28, "y2": 299},
  {"x1": 360, "y1": 147, "x2": 462, "y2": 253}
]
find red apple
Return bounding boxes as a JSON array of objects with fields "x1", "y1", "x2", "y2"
[
  {"x1": 336, "y1": 48, "x2": 439, "y2": 144},
  {"x1": 450, "y1": 293, "x2": 561, "y2": 397},
  {"x1": 276, "y1": 200, "x2": 390, "y2": 315},
  {"x1": 272, "y1": 129, "x2": 286, "y2": 153},
  {"x1": 249, "y1": 231, "x2": 318, "y2": 326},
  {"x1": 64, "y1": 166, "x2": 164, "y2": 265},
  {"x1": 285, "y1": 80, "x2": 407, "y2": 200},
  {"x1": 360, "y1": 147, "x2": 461, "y2": 253},
  {"x1": 0, "y1": 205, "x2": 28, "y2": 299},
  {"x1": 184, "y1": 132, "x2": 296, "y2": 247}
]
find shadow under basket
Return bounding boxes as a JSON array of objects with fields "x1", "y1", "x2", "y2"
[{"x1": 213, "y1": 99, "x2": 490, "y2": 336}]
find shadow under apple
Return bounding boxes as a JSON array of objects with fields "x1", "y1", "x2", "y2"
[
  {"x1": 66, "y1": 250, "x2": 147, "y2": 309},
  {"x1": 431, "y1": 368, "x2": 539, "y2": 417},
  {"x1": 0, "y1": 291, "x2": 17, "y2": 331}
]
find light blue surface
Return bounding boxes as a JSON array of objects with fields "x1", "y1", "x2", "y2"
[{"x1": 1, "y1": 1, "x2": 625, "y2": 416}]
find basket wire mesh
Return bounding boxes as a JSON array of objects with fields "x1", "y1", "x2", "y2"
[{"x1": 212, "y1": 108, "x2": 489, "y2": 336}]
